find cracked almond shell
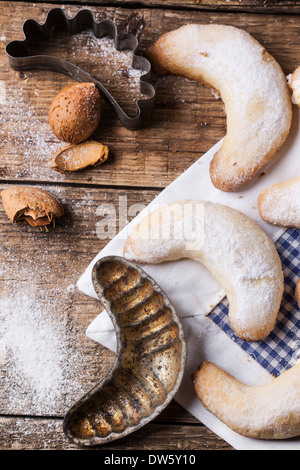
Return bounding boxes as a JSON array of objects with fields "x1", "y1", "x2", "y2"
[
  {"x1": 50, "y1": 140, "x2": 109, "y2": 173},
  {"x1": 49, "y1": 82, "x2": 102, "y2": 144},
  {"x1": 1, "y1": 187, "x2": 64, "y2": 227}
]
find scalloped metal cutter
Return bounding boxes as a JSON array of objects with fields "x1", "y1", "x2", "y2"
[{"x1": 5, "y1": 8, "x2": 155, "y2": 130}]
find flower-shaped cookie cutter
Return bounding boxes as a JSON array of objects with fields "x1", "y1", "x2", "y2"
[{"x1": 5, "y1": 8, "x2": 156, "y2": 130}]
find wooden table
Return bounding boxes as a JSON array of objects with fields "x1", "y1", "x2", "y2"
[{"x1": 0, "y1": 0, "x2": 299, "y2": 452}]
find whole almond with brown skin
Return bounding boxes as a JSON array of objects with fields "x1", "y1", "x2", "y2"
[
  {"x1": 1, "y1": 187, "x2": 64, "y2": 228},
  {"x1": 50, "y1": 140, "x2": 109, "y2": 173},
  {"x1": 49, "y1": 83, "x2": 101, "y2": 144}
]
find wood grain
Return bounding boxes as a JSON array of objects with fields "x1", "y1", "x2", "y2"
[
  {"x1": 0, "y1": 415, "x2": 232, "y2": 450},
  {"x1": 35, "y1": 0, "x2": 300, "y2": 14},
  {"x1": 1, "y1": 0, "x2": 298, "y2": 451},
  {"x1": 1, "y1": 2, "x2": 299, "y2": 190}
]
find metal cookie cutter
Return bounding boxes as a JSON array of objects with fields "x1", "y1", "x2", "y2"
[
  {"x1": 63, "y1": 256, "x2": 187, "y2": 446},
  {"x1": 5, "y1": 8, "x2": 155, "y2": 130}
]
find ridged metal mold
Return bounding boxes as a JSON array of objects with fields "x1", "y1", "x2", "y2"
[
  {"x1": 5, "y1": 8, "x2": 155, "y2": 130},
  {"x1": 63, "y1": 256, "x2": 186, "y2": 446}
]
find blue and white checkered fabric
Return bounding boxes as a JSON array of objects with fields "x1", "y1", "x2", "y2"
[{"x1": 210, "y1": 228, "x2": 300, "y2": 378}]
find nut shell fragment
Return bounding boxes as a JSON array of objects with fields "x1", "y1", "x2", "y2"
[
  {"x1": 50, "y1": 140, "x2": 109, "y2": 173},
  {"x1": 49, "y1": 82, "x2": 102, "y2": 144},
  {"x1": 1, "y1": 186, "x2": 64, "y2": 228}
]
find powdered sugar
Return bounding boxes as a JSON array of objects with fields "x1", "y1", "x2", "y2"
[
  {"x1": 0, "y1": 244, "x2": 96, "y2": 416},
  {"x1": 68, "y1": 32, "x2": 146, "y2": 115},
  {"x1": 0, "y1": 82, "x2": 61, "y2": 180},
  {"x1": 0, "y1": 283, "x2": 86, "y2": 415},
  {"x1": 0, "y1": 81, "x2": 6, "y2": 104},
  {"x1": 1, "y1": 293, "x2": 65, "y2": 406},
  {"x1": 259, "y1": 177, "x2": 300, "y2": 228},
  {"x1": 69, "y1": 32, "x2": 144, "y2": 86}
]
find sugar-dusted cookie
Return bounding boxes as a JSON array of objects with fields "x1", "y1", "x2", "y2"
[
  {"x1": 193, "y1": 360, "x2": 300, "y2": 440},
  {"x1": 258, "y1": 175, "x2": 300, "y2": 228},
  {"x1": 288, "y1": 66, "x2": 300, "y2": 107},
  {"x1": 124, "y1": 200, "x2": 284, "y2": 341},
  {"x1": 146, "y1": 24, "x2": 292, "y2": 192}
]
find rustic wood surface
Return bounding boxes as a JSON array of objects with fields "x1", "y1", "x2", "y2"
[
  {"x1": 1, "y1": 3, "x2": 300, "y2": 189},
  {"x1": 0, "y1": 0, "x2": 299, "y2": 451},
  {"x1": 32, "y1": 0, "x2": 300, "y2": 14}
]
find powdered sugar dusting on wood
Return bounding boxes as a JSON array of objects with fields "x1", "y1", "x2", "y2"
[
  {"x1": 0, "y1": 222, "x2": 105, "y2": 416},
  {"x1": 0, "y1": 281, "x2": 86, "y2": 415},
  {"x1": 1, "y1": 293, "x2": 68, "y2": 410}
]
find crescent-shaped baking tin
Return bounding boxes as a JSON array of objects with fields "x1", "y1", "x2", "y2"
[
  {"x1": 63, "y1": 256, "x2": 187, "y2": 446},
  {"x1": 5, "y1": 8, "x2": 155, "y2": 130}
]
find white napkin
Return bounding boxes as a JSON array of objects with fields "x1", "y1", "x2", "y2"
[{"x1": 77, "y1": 107, "x2": 300, "y2": 450}]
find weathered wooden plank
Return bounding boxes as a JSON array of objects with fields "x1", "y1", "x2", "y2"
[
  {"x1": 12, "y1": 0, "x2": 300, "y2": 14},
  {"x1": 0, "y1": 416, "x2": 233, "y2": 450},
  {"x1": 1, "y1": 2, "x2": 299, "y2": 190}
]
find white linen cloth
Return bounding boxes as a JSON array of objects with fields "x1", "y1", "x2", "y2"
[{"x1": 77, "y1": 107, "x2": 300, "y2": 450}]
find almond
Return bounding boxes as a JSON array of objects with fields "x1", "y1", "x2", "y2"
[
  {"x1": 1, "y1": 187, "x2": 64, "y2": 228},
  {"x1": 49, "y1": 82, "x2": 101, "y2": 144},
  {"x1": 50, "y1": 140, "x2": 109, "y2": 173}
]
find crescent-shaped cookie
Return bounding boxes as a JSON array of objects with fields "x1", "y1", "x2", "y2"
[
  {"x1": 193, "y1": 360, "x2": 300, "y2": 440},
  {"x1": 289, "y1": 66, "x2": 300, "y2": 107},
  {"x1": 258, "y1": 175, "x2": 300, "y2": 228},
  {"x1": 124, "y1": 200, "x2": 284, "y2": 341},
  {"x1": 146, "y1": 24, "x2": 292, "y2": 192}
]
